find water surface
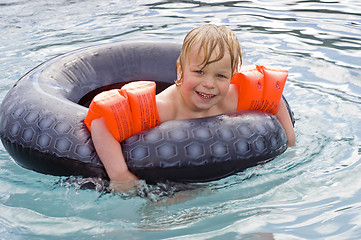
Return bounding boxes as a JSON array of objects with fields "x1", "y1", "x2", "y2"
[{"x1": 1, "y1": 0, "x2": 361, "y2": 239}]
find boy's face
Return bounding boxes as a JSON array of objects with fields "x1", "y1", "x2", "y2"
[{"x1": 178, "y1": 44, "x2": 232, "y2": 112}]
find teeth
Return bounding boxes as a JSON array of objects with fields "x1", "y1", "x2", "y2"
[{"x1": 197, "y1": 92, "x2": 215, "y2": 99}]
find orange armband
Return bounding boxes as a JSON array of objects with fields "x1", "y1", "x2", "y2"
[
  {"x1": 84, "y1": 81, "x2": 159, "y2": 142},
  {"x1": 231, "y1": 65, "x2": 288, "y2": 115}
]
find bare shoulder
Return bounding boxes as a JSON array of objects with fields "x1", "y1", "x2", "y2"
[
  {"x1": 156, "y1": 85, "x2": 177, "y2": 123},
  {"x1": 222, "y1": 83, "x2": 239, "y2": 112}
]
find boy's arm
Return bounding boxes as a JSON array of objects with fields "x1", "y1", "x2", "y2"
[
  {"x1": 91, "y1": 117, "x2": 139, "y2": 183},
  {"x1": 276, "y1": 99, "x2": 296, "y2": 146}
]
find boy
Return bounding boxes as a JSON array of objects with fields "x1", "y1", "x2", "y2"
[{"x1": 88, "y1": 24, "x2": 296, "y2": 187}]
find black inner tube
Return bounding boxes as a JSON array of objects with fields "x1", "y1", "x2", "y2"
[{"x1": 0, "y1": 41, "x2": 293, "y2": 182}]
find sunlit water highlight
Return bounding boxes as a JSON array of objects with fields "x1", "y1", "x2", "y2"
[{"x1": 1, "y1": 0, "x2": 361, "y2": 239}]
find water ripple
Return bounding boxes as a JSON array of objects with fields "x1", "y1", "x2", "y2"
[{"x1": 1, "y1": 0, "x2": 361, "y2": 239}]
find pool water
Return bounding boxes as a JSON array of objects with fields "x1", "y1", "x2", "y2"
[{"x1": 1, "y1": 0, "x2": 361, "y2": 239}]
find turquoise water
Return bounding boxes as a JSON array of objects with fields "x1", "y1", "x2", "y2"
[{"x1": 1, "y1": 0, "x2": 361, "y2": 239}]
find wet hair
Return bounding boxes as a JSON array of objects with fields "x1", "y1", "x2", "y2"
[{"x1": 177, "y1": 24, "x2": 242, "y2": 82}]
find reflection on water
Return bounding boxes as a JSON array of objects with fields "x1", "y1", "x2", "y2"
[{"x1": 0, "y1": 0, "x2": 361, "y2": 239}]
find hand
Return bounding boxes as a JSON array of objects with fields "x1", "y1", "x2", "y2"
[
  {"x1": 109, "y1": 180, "x2": 137, "y2": 192},
  {"x1": 113, "y1": 169, "x2": 139, "y2": 182},
  {"x1": 108, "y1": 170, "x2": 140, "y2": 192}
]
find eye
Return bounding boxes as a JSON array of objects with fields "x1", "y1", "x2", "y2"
[
  {"x1": 194, "y1": 70, "x2": 204, "y2": 75},
  {"x1": 217, "y1": 74, "x2": 228, "y2": 79}
]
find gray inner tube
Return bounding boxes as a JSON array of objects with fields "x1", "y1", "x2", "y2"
[{"x1": 0, "y1": 41, "x2": 293, "y2": 182}]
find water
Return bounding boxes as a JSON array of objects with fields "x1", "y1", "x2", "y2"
[{"x1": 1, "y1": 0, "x2": 361, "y2": 239}]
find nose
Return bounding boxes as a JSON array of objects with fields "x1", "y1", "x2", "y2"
[{"x1": 202, "y1": 76, "x2": 215, "y2": 88}]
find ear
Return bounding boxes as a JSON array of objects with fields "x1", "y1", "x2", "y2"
[{"x1": 176, "y1": 61, "x2": 182, "y2": 80}]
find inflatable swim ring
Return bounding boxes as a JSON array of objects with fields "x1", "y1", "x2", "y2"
[{"x1": 0, "y1": 42, "x2": 294, "y2": 182}]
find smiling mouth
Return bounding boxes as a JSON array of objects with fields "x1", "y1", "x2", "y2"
[{"x1": 196, "y1": 91, "x2": 216, "y2": 99}]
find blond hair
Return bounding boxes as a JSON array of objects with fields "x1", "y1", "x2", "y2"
[{"x1": 177, "y1": 24, "x2": 242, "y2": 82}]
